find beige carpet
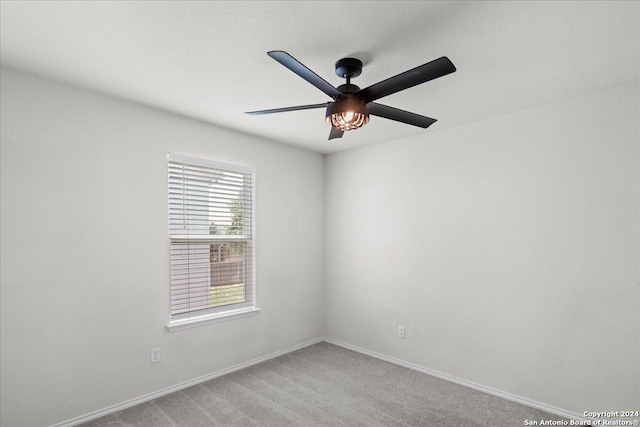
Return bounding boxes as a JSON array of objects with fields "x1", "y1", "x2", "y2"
[{"x1": 80, "y1": 342, "x2": 568, "y2": 426}]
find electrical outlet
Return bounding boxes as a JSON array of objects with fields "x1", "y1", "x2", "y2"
[
  {"x1": 151, "y1": 348, "x2": 161, "y2": 363},
  {"x1": 398, "y1": 325, "x2": 405, "y2": 338}
]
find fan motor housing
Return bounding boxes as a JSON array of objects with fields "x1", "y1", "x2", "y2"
[{"x1": 336, "y1": 83, "x2": 360, "y2": 95}]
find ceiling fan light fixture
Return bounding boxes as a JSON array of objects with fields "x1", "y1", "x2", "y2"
[
  {"x1": 248, "y1": 51, "x2": 456, "y2": 140},
  {"x1": 325, "y1": 97, "x2": 370, "y2": 131}
]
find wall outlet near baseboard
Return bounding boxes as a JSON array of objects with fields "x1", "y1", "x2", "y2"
[
  {"x1": 398, "y1": 325, "x2": 405, "y2": 338},
  {"x1": 151, "y1": 348, "x2": 161, "y2": 363}
]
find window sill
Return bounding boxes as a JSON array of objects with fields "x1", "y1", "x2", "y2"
[{"x1": 166, "y1": 307, "x2": 261, "y2": 332}]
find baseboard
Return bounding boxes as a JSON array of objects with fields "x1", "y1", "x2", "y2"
[
  {"x1": 323, "y1": 338, "x2": 589, "y2": 423},
  {"x1": 53, "y1": 337, "x2": 324, "y2": 427}
]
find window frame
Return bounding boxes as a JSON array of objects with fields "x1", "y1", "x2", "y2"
[{"x1": 166, "y1": 153, "x2": 259, "y2": 332}]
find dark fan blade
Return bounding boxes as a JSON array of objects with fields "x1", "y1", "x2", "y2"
[
  {"x1": 356, "y1": 57, "x2": 456, "y2": 103},
  {"x1": 368, "y1": 103, "x2": 437, "y2": 128},
  {"x1": 268, "y1": 51, "x2": 341, "y2": 99},
  {"x1": 246, "y1": 102, "x2": 330, "y2": 115},
  {"x1": 328, "y1": 127, "x2": 344, "y2": 140}
]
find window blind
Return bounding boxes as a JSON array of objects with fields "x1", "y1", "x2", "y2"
[{"x1": 168, "y1": 153, "x2": 255, "y2": 320}]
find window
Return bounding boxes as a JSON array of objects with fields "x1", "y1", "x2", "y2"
[{"x1": 167, "y1": 153, "x2": 257, "y2": 330}]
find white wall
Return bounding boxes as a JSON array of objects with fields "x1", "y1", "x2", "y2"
[
  {"x1": 0, "y1": 68, "x2": 325, "y2": 427},
  {"x1": 324, "y1": 84, "x2": 639, "y2": 414}
]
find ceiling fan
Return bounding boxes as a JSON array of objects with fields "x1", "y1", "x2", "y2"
[{"x1": 246, "y1": 51, "x2": 456, "y2": 140}]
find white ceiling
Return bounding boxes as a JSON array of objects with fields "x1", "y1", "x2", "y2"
[{"x1": 1, "y1": 1, "x2": 638, "y2": 154}]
